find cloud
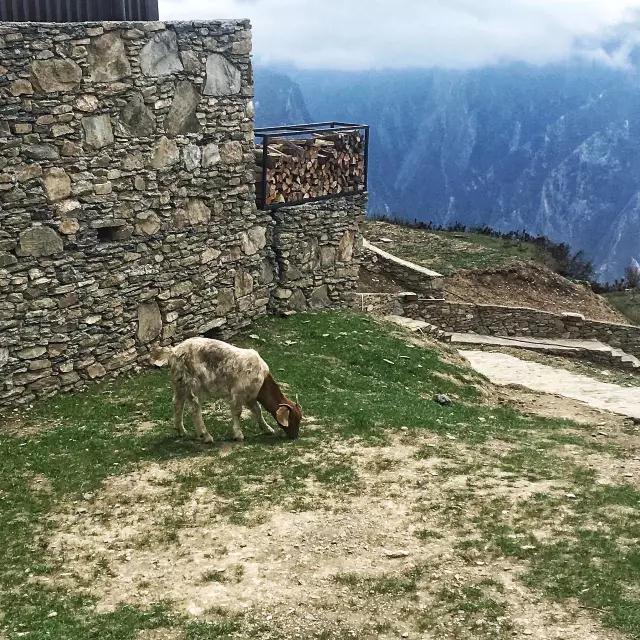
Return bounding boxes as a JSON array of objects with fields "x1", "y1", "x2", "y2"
[{"x1": 158, "y1": 0, "x2": 640, "y2": 70}]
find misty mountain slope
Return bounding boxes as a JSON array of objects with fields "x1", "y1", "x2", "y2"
[
  {"x1": 254, "y1": 68, "x2": 311, "y2": 127},
  {"x1": 255, "y1": 65, "x2": 640, "y2": 280}
]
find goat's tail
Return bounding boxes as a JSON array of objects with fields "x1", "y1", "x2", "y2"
[{"x1": 149, "y1": 345, "x2": 175, "y2": 368}]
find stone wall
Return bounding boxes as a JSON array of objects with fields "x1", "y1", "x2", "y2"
[
  {"x1": 270, "y1": 195, "x2": 366, "y2": 312},
  {"x1": 0, "y1": 19, "x2": 259, "y2": 408},
  {"x1": 404, "y1": 299, "x2": 640, "y2": 357},
  {"x1": 349, "y1": 292, "x2": 405, "y2": 316},
  {"x1": 361, "y1": 239, "x2": 444, "y2": 296}
]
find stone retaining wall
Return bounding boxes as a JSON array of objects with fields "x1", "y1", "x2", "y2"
[
  {"x1": 361, "y1": 239, "x2": 444, "y2": 295},
  {"x1": 348, "y1": 292, "x2": 405, "y2": 316},
  {"x1": 0, "y1": 20, "x2": 365, "y2": 409},
  {"x1": 404, "y1": 299, "x2": 640, "y2": 357}
]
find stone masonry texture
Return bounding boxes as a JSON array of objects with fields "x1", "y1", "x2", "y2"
[
  {"x1": 404, "y1": 300, "x2": 640, "y2": 358},
  {"x1": 0, "y1": 20, "x2": 365, "y2": 409}
]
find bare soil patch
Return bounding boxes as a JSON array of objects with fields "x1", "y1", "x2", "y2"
[
  {"x1": 446, "y1": 262, "x2": 629, "y2": 323},
  {"x1": 37, "y1": 431, "x2": 628, "y2": 639}
]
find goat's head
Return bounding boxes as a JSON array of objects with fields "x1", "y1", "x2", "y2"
[{"x1": 275, "y1": 399, "x2": 303, "y2": 440}]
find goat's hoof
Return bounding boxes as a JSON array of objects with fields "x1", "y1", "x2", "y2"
[
  {"x1": 232, "y1": 433, "x2": 245, "y2": 442},
  {"x1": 200, "y1": 433, "x2": 214, "y2": 444}
]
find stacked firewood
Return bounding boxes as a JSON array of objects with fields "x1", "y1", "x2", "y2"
[{"x1": 255, "y1": 129, "x2": 365, "y2": 206}]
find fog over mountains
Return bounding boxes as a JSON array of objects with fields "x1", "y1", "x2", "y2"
[{"x1": 254, "y1": 62, "x2": 640, "y2": 282}]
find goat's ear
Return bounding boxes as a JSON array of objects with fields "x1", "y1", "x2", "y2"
[{"x1": 276, "y1": 405, "x2": 290, "y2": 427}]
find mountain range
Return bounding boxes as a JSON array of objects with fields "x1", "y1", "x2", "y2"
[{"x1": 254, "y1": 64, "x2": 640, "y2": 282}]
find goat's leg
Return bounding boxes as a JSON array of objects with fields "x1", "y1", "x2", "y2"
[
  {"x1": 230, "y1": 402, "x2": 245, "y2": 442},
  {"x1": 173, "y1": 388, "x2": 188, "y2": 437},
  {"x1": 250, "y1": 401, "x2": 275, "y2": 435},
  {"x1": 191, "y1": 396, "x2": 214, "y2": 444}
]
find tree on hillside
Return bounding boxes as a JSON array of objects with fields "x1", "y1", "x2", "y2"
[{"x1": 625, "y1": 259, "x2": 640, "y2": 290}]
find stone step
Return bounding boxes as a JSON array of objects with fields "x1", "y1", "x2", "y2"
[
  {"x1": 384, "y1": 315, "x2": 449, "y2": 340},
  {"x1": 447, "y1": 332, "x2": 640, "y2": 371}
]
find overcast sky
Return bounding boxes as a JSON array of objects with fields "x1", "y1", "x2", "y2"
[{"x1": 158, "y1": 0, "x2": 640, "y2": 70}]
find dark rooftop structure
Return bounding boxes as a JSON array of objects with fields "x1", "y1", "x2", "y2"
[{"x1": 0, "y1": 0, "x2": 159, "y2": 22}]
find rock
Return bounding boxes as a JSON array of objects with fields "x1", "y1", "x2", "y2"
[
  {"x1": 320, "y1": 246, "x2": 336, "y2": 267},
  {"x1": 310, "y1": 285, "x2": 330, "y2": 309},
  {"x1": 137, "y1": 301, "x2": 162, "y2": 344},
  {"x1": 289, "y1": 289, "x2": 308, "y2": 311},
  {"x1": 88, "y1": 32, "x2": 131, "y2": 82},
  {"x1": 200, "y1": 318, "x2": 226, "y2": 334},
  {"x1": 31, "y1": 57, "x2": 81, "y2": 92},
  {"x1": 118, "y1": 92, "x2": 156, "y2": 137},
  {"x1": 383, "y1": 549, "x2": 410, "y2": 558},
  {"x1": 76, "y1": 94, "x2": 99, "y2": 112},
  {"x1": 204, "y1": 53, "x2": 241, "y2": 96},
  {"x1": 219, "y1": 140, "x2": 243, "y2": 164},
  {"x1": 202, "y1": 142, "x2": 220, "y2": 167},
  {"x1": 274, "y1": 288, "x2": 292, "y2": 300},
  {"x1": 562, "y1": 312, "x2": 585, "y2": 321},
  {"x1": 135, "y1": 211, "x2": 161, "y2": 235},
  {"x1": 149, "y1": 135, "x2": 179, "y2": 169},
  {"x1": 234, "y1": 269, "x2": 254, "y2": 297},
  {"x1": 9, "y1": 79, "x2": 33, "y2": 96},
  {"x1": 51, "y1": 124, "x2": 73, "y2": 138},
  {"x1": 232, "y1": 34, "x2": 252, "y2": 55},
  {"x1": 123, "y1": 152, "x2": 144, "y2": 170},
  {"x1": 82, "y1": 114, "x2": 114, "y2": 150},
  {"x1": 201, "y1": 247, "x2": 221, "y2": 264},
  {"x1": 261, "y1": 258, "x2": 274, "y2": 284},
  {"x1": 337, "y1": 230, "x2": 356, "y2": 262},
  {"x1": 434, "y1": 394, "x2": 452, "y2": 406},
  {"x1": 17, "y1": 346, "x2": 47, "y2": 359},
  {"x1": 175, "y1": 198, "x2": 211, "y2": 227},
  {"x1": 94, "y1": 182, "x2": 112, "y2": 195},
  {"x1": 165, "y1": 80, "x2": 201, "y2": 137},
  {"x1": 43, "y1": 168, "x2": 71, "y2": 202},
  {"x1": 183, "y1": 144, "x2": 201, "y2": 171},
  {"x1": 25, "y1": 144, "x2": 59, "y2": 160},
  {"x1": 59, "y1": 218, "x2": 80, "y2": 235},
  {"x1": 61, "y1": 141, "x2": 82, "y2": 157},
  {"x1": 17, "y1": 164, "x2": 43, "y2": 182},
  {"x1": 0, "y1": 348, "x2": 8, "y2": 368},
  {"x1": 140, "y1": 30, "x2": 183, "y2": 76},
  {"x1": 86, "y1": 363, "x2": 106, "y2": 379},
  {"x1": 54, "y1": 199, "x2": 81, "y2": 215},
  {"x1": 180, "y1": 50, "x2": 201, "y2": 74},
  {"x1": 216, "y1": 289, "x2": 235, "y2": 314},
  {"x1": 241, "y1": 226, "x2": 267, "y2": 255},
  {"x1": 0, "y1": 252, "x2": 17, "y2": 267},
  {"x1": 19, "y1": 226, "x2": 64, "y2": 257}
]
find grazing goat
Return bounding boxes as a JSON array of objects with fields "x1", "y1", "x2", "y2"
[{"x1": 151, "y1": 338, "x2": 302, "y2": 442}]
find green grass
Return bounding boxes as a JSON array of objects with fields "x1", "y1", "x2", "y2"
[
  {"x1": 604, "y1": 290, "x2": 640, "y2": 325},
  {"x1": 417, "y1": 579, "x2": 511, "y2": 639},
  {"x1": 334, "y1": 565, "x2": 426, "y2": 597},
  {"x1": 1, "y1": 310, "x2": 638, "y2": 639},
  {"x1": 364, "y1": 220, "x2": 554, "y2": 275}
]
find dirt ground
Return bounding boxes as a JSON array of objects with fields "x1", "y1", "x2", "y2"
[
  {"x1": 35, "y1": 395, "x2": 637, "y2": 639},
  {"x1": 445, "y1": 262, "x2": 628, "y2": 324}
]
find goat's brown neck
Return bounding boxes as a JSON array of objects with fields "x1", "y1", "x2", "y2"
[{"x1": 257, "y1": 373, "x2": 288, "y2": 417}]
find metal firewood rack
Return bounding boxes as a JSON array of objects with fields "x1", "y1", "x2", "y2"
[{"x1": 254, "y1": 121, "x2": 369, "y2": 210}]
